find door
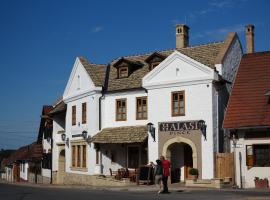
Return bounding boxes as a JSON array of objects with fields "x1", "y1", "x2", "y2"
[
  {"x1": 127, "y1": 146, "x2": 140, "y2": 168},
  {"x1": 58, "y1": 149, "x2": 65, "y2": 184},
  {"x1": 184, "y1": 144, "x2": 193, "y2": 179}
]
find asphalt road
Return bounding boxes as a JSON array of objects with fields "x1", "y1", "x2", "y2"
[{"x1": 1, "y1": 182, "x2": 270, "y2": 200}]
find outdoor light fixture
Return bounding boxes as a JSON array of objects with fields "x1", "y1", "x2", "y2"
[
  {"x1": 82, "y1": 130, "x2": 88, "y2": 140},
  {"x1": 198, "y1": 120, "x2": 207, "y2": 140},
  {"x1": 82, "y1": 130, "x2": 92, "y2": 144},
  {"x1": 61, "y1": 133, "x2": 66, "y2": 142},
  {"x1": 147, "y1": 122, "x2": 155, "y2": 142},
  {"x1": 66, "y1": 138, "x2": 69, "y2": 147}
]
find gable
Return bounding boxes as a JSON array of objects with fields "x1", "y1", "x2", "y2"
[
  {"x1": 63, "y1": 57, "x2": 97, "y2": 101},
  {"x1": 143, "y1": 51, "x2": 216, "y2": 88}
]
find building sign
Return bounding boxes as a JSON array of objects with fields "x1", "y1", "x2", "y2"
[{"x1": 159, "y1": 120, "x2": 207, "y2": 140}]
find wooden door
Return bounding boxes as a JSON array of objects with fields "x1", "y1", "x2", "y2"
[
  {"x1": 57, "y1": 150, "x2": 65, "y2": 184},
  {"x1": 215, "y1": 153, "x2": 234, "y2": 183},
  {"x1": 184, "y1": 145, "x2": 193, "y2": 179}
]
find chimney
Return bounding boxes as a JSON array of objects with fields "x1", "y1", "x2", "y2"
[
  {"x1": 245, "y1": 24, "x2": 255, "y2": 53},
  {"x1": 176, "y1": 24, "x2": 189, "y2": 49}
]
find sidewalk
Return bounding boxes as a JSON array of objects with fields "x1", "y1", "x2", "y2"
[{"x1": 1, "y1": 179, "x2": 270, "y2": 193}]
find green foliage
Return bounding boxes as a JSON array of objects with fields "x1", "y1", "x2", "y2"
[{"x1": 189, "y1": 168, "x2": 199, "y2": 175}]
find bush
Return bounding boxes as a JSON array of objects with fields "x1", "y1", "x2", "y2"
[{"x1": 189, "y1": 168, "x2": 199, "y2": 175}]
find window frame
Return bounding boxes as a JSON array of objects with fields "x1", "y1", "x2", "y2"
[
  {"x1": 149, "y1": 62, "x2": 160, "y2": 71},
  {"x1": 116, "y1": 98, "x2": 127, "y2": 121},
  {"x1": 82, "y1": 102, "x2": 87, "y2": 124},
  {"x1": 171, "y1": 91, "x2": 185, "y2": 117},
  {"x1": 118, "y1": 66, "x2": 129, "y2": 78},
  {"x1": 72, "y1": 105, "x2": 76, "y2": 126},
  {"x1": 246, "y1": 144, "x2": 270, "y2": 168},
  {"x1": 71, "y1": 143, "x2": 87, "y2": 170},
  {"x1": 136, "y1": 96, "x2": 148, "y2": 120}
]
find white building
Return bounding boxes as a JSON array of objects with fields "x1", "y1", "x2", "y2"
[{"x1": 53, "y1": 24, "x2": 243, "y2": 184}]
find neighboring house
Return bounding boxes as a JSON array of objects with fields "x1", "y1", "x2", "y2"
[
  {"x1": 48, "y1": 99, "x2": 66, "y2": 184},
  {"x1": 54, "y1": 24, "x2": 243, "y2": 184},
  {"x1": 1, "y1": 143, "x2": 42, "y2": 182},
  {"x1": 223, "y1": 27, "x2": 270, "y2": 188},
  {"x1": 37, "y1": 105, "x2": 53, "y2": 184}
]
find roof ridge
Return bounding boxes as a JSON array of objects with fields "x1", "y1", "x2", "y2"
[
  {"x1": 78, "y1": 56, "x2": 106, "y2": 66},
  {"x1": 110, "y1": 41, "x2": 224, "y2": 62}
]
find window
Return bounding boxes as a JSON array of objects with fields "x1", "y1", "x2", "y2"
[
  {"x1": 171, "y1": 91, "x2": 185, "y2": 116},
  {"x1": 71, "y1": 144, "x2": 87, "y2": 168},
  {"x1": 136, "y1": 97, "x2": 147, "y2": 120},
  {"x1": 111, "y1": 151, "x2": 117, "y2": 163},
  {"x1": 116, "y1": 99, "x2": 127, "y2": 121},
  {"x1": 246, "y1": 144, "x2": 270, "y2": 167},
  {"x1": 42, "y1": 153, "x2": 52, "y2": 169},
  {"x1": 149, "y1": 62, "x2": 160, "y2": 70},
  {"x1": 72, "y1": 106, "x2": 76, "y2": 126},
  {"x1": 82, "y1": 102, "x2": 87, "y2": 124},
  {"x1": 96, "y1": 149, "x2": 100, "y2": 165},
  {"x1": 118, "y1": 66, "x2": 128, "y2": 78}
]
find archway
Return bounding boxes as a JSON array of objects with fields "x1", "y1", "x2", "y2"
[
  {"x1": 57, "y1": 149, "x2": 65, "y2": 184},
  {"x1": 162, "y1": 137, "x2": 198, "y2": 182}
]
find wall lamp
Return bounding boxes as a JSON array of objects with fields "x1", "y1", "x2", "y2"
[
  {"x1": 147, "y1": 122, "x2": 155, "y2": 142},
  {"x1": 82, "y1": 130, "x2": 92, "y2": 144},
  {"x1": 61, "y1": 133, "x2": 69, "y2": 147}
]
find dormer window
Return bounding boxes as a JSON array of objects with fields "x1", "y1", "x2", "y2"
[
  {"x1": 145, "y1": 52, "x2": 166, "y2": 71},
  {"x1": 118, "y1": 66, "x2": 129, "y2": 78},
  {"x1": 149, "y1": 62, "x2": 160, "y2": 71}
]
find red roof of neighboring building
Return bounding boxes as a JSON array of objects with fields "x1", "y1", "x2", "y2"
[
  {"x1": 223, "y1": 51, "x2": 270, "y2": 129},
  {"x1": 2, "y1": 143, "x2": 42, "y2": 167}
]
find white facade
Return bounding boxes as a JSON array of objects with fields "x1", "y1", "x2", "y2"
[
  {"x1": 233, "y1": 130, "x2": 270, "y2": 188},
  {"x1": 53, "y1": 33, "x2": 242, "y2": 181},
  {"x1": 62, "y1": 57, "x2": 102, "y2": 176},
  {"x1": 19, "y1": 162, "x2": 29, "y2": 181}
]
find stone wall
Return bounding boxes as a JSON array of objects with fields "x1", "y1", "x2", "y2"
[
  {"x1": 62, "y1": 172, "x2": 134, "y2": 186},
  {"x1": 28, "y1": 172, "x2": 47, "y2": 184}
]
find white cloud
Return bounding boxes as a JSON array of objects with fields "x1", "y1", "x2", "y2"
[
  {"x1": 92, "y1": 26, "x2": 103, "y2": 33},
  {"x1": 192, "y1": 24, "x2": 245, "y2": 40}
]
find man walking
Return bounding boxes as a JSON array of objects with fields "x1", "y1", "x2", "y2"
[{"x1": 160, "y1": 155, "x2": 170, "y2": 193}]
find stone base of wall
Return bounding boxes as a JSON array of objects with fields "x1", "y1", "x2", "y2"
[
  {"x1": 42, "y1": 176, "x2": 51, "y2": 184},
  {"x1": 62, "y1": 172, "x2": 135, "y2": 187},
  {"x1": 185, "y1": 178, "x2": 233, "y2": 189},
  {"x1": 52, "y1": 171, "x2": 57, "y2": 184},
  {"x1": 28, "y1": 173, "x2": 44, "y2": 184}
]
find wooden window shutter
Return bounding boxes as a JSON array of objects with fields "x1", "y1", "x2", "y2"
[
  {"x1": 246, "y1": 145, "x2": 254, "y2": 168},
  {"x1": 82, "y1": 103, "x2": 87, "y2": 124},
  {"x1": 72, "y1": 106, "x2": 76, "y2": 126},
  {"x1": 72, "y1": 146, "x2": 76, "y2": 167},
  {"x1": 82, "y1": 145, "x2": 86, "y2": 168}
]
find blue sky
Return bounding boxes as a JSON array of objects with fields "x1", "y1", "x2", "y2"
[{"x1": 0, "y1": 0, "x2": 269, "y2": 149}]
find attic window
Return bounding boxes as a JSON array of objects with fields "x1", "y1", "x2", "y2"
[
  {"x1": 149, "y1": 62, "x2": 160, "y2": 71},
  {"x1": 118, "y1": 66, "x2": 129, "y2": 78}
]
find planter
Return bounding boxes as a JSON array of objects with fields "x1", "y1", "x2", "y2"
[
  {"x1": 254, "y1": 178, "x2": 269, "y2": 189},
  {"x1": 188, "y1": 175, "x2": 198, "y2": 180}
]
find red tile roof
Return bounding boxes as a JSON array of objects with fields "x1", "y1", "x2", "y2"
[
  {"x1": 223, "y1": 51, "x2": 270, "y2": 129},
  {"x1": 2, "y1": 143, "x2": 42, "y2": 167}
]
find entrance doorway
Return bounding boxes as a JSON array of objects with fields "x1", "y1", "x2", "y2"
[
  {"x1": 168, "y1": 142, "x2": 193, "y2": 183},
  {"x1": 57, "y1": 149, "x2": 65, "y2": 184}
]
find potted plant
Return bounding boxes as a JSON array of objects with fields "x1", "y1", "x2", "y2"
[
  {"x1": 254, "y1": 177, "x2": 269, "y2": 189},
  {"x1": 188, "y1": 168, "x2": 199, "y2": 180}
]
